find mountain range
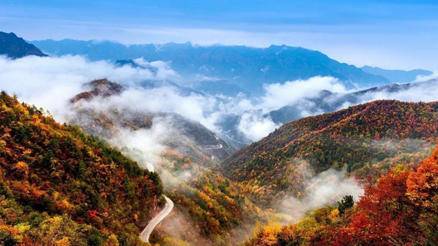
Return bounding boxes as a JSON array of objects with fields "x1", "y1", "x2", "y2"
[
  {"x1": 361, "y1": 65, "x2": 432, "y2": 83},
  {"x1": 0, "y1": 32, "x2": 46, "y2": 58},
  {"x1": 2, "y1": 31, "x2": 432, "y2": 96},
  {"x1": 32, "y1": 39, "x2": 392, "y2": 94},
  {"x1": 1, "y1": 31, "x2": 437, "y2": 245},
  {"x1": 269, "y1": 78, "x2": 438, "y2": 124}
]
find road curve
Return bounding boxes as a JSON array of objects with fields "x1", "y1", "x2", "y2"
[
  {"x1": 203, "y1": 143, "x2": 223, "y2": 150},
  {"x1": 139, "y1": 195, "x2": 174, "y2": 243}
]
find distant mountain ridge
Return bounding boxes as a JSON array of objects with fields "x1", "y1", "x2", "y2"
[
  {"x1": 33, "y1": 39, "x2": 389, "y2": 94},
  {"x1": 0, "y1": 32, "x2": 46, "y2": 58},
  {"x1": 269, "y1": 78, "x2": 438, "y2": 124},
  {"x1": 361, "y1": 65, "x2": 432, "y2": 83}
]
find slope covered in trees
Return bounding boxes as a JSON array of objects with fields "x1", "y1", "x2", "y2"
[
  {"x1": 68, "y1": 80, "x2": 265, "y2": 244},
  {"x1": 246, "y1": 144, "x2": 438, "y2": 245},
  {"x1": 222, "y1": 100, "x2": 438, "y2": 204},
  {"x1": 0, "y1": 92, "x2": 163, "y2": 245}
]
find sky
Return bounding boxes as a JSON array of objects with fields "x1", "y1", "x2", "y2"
[{"x1": 1, "y1": 0, "x2": 438, "y2": 70}]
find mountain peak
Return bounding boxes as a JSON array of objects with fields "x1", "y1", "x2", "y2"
[
  {"x1": 70, "y1": 79, "x2": 123, "y2": 103},
  {"x1": 0, "y1": 31, "x2": 47, "y2": 58}
]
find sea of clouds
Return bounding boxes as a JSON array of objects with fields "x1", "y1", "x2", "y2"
[{"x1": 1, "y1": 55, "x2": 437, "y2": 169}]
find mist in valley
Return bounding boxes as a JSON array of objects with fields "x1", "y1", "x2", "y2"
[{"x1": 1, "y1": 54, "x2": 437, "y2": 244}]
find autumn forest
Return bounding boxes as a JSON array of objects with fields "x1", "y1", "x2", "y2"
[{"x1": 1, "y1": 4, "x2": 438, "y2": 244}]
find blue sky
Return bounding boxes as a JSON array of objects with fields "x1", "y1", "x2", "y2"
[{"x1": 1, "y1": 0, "x2": 438, "y2": 70}]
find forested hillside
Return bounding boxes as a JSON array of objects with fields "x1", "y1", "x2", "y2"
[
  {"x1": 222, "y1": 100, "x2": 438, "y2": 204},
  {"x1": 0, "y1": 92, "x2": 162, "y2": 245},
  {"x1": 68, "y1": 80, "x2": 265, "y2": 244},
  {"x1": 246, "y1": 143, "x2": 438, "y2": 245}
]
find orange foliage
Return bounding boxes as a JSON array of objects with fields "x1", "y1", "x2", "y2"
[
  {"x1": 0, "y1": 91, "x2": 163, "y2": 244},
  {"x1": 248, "y1": 144, "x2": 438, "y2": 246},
  {"x1": 329, "y1": 145, "x2": 438, "y2": 245},
  {"x1": 406, "y1": 147, "x2": 438, "y2": 208},
  {"x1": 224, "y1": 100, "x2": 438, "y2": 204}
]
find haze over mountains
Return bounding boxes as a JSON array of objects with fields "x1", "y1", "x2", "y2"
[
  {"x1": 269, "y1": 78, "x2": 438, "y2": 124},
  {"x1": 224, "y1": 100, "x2": 438, "y2": 202},
  {"x1": 361, "y1": 66, "x2": 432, "y2": 83},
  {"x1": 3, "y1": 31, "x2": 438, "y2": 150},
  {"x1": 1, "y1": 31, "x2": 437, "y2": 245},
  {"x1": 33, "y1": 39, "x2": 432, "y2": 95},
  {"x1": 2, "y1": 31, "x2": 437, "y2": 146},
  {"x1": 69, "y1": 78, "x2": 236, "y2": 165}
]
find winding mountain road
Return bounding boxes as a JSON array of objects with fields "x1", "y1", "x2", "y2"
[
  {"x1": 139, "y1": 195, "x2": 174, "y2": 243},
  {"x1": 203, "y1": 143, "x2": 223, "y2": 150}
]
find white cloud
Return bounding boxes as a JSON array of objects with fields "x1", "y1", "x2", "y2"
[
  {"x1": 261, "y1": 76, "x2": 347, "y2": 111},
  {"x1": 0, "y1": 55, "x2": 175, "y2": 121},
  {"x1": 1, "y1": 55, "x2": 437, "y2": 148},
  {"x1": 133, "y1": 58, "x2": 180, "y2": 80},
  {"x1": 109, "y1": 125, "x2": 167, "y2": 172},
  {"x1": 359, "y1": 80, "x2": 438, "y2": 103},
  {"x1": 279, "y1": 168, "x2": 363, "y2": 222},
  {"x1": 232, "y1": 76, "x2": 347, "y2": 141},
  {"x1": 238, "y1": 112, "x2": 279, "y2": 141}
]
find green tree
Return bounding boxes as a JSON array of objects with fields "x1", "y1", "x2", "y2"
[{"x1": 337, "y1": 195, "x2": 354, "y2": 215}]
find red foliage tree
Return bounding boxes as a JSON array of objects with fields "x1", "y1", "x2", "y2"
[{"x1": 328, "y1": 145, "x2": 438, "y2": 245}]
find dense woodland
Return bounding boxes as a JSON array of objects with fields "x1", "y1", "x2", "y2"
[
  {"x1": 166, "y1": 170, "x2": 264, "y2": 240},
  {"x1": 1, "y1": 88, "x2": 437, "y2": 245},
  {"x1": 223, "y1": 100, "x2": 438, "y2": 204},
  {"x1": 0, "y1": 92, "x2": 163, "y2": 245},
  {"x1": 246, "y1": 143, "x2": 438, "y2": 245},
  {"x1": 113, "y1": 147, "x2": 267, "y2": 245},
  {"x1": 67, "y1": 82, "x2": 266, "y2": 244},
  {"x1": 1, "y1": 28, "x2": 437, "y2": 246}
]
